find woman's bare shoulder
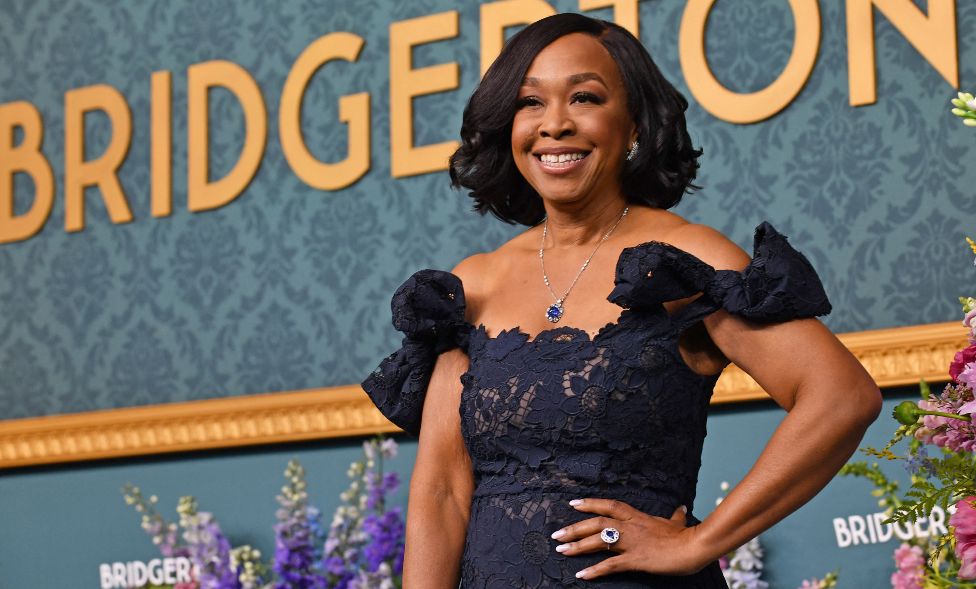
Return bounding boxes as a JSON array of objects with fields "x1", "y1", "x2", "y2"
[
  {"x1": 451, "y1": 227, "x2": 537, "y2": 319},
  {"x1": 656, "y1": 216, "x2": 752, "y2": 272}
]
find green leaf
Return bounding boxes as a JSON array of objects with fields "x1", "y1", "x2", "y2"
[{"x1": 920, "y1": 379, "x2": 932, "y2": 400}]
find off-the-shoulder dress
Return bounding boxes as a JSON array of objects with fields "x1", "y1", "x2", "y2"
[{"x1": 362, "y1": 221, "x2": 831, "y2": 588}]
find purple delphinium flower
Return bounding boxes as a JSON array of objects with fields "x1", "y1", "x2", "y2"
[
  {"x1": 177, "y1": 497, "x2": 240, "y2": 589},
  {"x1": 364, "y1": 471, "x2": 400, "y2": 512},
  {"x1": 903, "y1": 446, "x2": 936, "y2": 478},
  {"x1": 274, "y1": 460, "x2": 325, "y2": 589},
  {"x1": 322, "y1": 436, "x2": 404, "y2": 589},
  {"x1": 361, "y1": 509, "x2": 406, "y2": 574}
]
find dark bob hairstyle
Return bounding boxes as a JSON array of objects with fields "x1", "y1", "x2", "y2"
[{"x1": 449, "y1": 13, "x2": 703, "y2": 226}]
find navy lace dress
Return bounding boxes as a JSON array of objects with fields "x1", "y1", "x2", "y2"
[{"x1": 362, "y1": 221, "x2": 831, "y2": 588}]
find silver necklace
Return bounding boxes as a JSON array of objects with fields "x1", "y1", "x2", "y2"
[{"x1": 540, "y1": 206, "x2": 629, "y2": 323}]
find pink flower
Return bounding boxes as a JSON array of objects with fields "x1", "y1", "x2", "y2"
[
  {"x1": 951, "y1": 497, "x2": 976, "y2": 579},
  {"x1": 950, "y1": 345, "x2": 976, "y2": 382},
  {"x1": 958, "y1": 363, "x2": 976, "y2": 392},
  {"x1": 914, "y1": 384, "x2": 976, "y2": 452},
  {"x1": 964, "y1": 308, "x2": 976, "y2": 344},
  {"x1": 962, "y1": 400, "x2": 976, "y2": 416},
  {"x1": 891, "y1": 543, "x2": 925, "y2": 589}
]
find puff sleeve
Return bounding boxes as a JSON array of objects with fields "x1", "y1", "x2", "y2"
[
  {"x1": 361, "y1": 269, "x2": 472, "y2": 436},
  {"x1": 608, "y1": 221, "x2": 832, "y2": 328}
]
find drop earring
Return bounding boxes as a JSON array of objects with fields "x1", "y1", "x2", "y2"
[{"x1": 625, "y1": 141, "x2": 639, "y2": 161}]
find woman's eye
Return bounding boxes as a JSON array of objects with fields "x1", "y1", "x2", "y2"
[
  {"x1": 572, "y1": 92, "x2": 602, "y2": 104},
  {"x1": 517, "y1": 96, "x2": 540, "y2": 108}
]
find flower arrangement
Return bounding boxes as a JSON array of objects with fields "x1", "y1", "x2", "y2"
[
  {"x1": 715, "y1": 482, "x2": 838, "y2": 589},
  {"x1": 122, "y1": 435, "x2": 405, "y2": 589},
  {"x1": 840, "y1": 235, "x2": 976, "y2": 586},
  {"x1": 951, "y1": 92, "x2": 976, "y2": 127}
]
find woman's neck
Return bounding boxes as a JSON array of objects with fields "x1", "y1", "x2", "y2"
[{"x1": 540, "y1": 197, "x2": 630, "y2": 249}]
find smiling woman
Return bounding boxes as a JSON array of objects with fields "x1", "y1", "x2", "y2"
[
  {"x1": 450, "y1": 13, "x2": 702, "y2": 228},
  {"x1": 363, "y1": 12, "x2": 881, "y2": 589}
]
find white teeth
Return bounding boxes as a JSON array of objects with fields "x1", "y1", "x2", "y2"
[{"x1": 539, "y1": 152, "x2": 587, "y2": 165}]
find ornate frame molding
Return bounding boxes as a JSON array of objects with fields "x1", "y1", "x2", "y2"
[{"x1": 0, "y1": 321, "x2": 967, "y2": 469}]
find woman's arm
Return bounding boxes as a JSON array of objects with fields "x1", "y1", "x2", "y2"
[
  {"x1": 403, "y1": 253, "x2": 488, "y2": 588},
  {"x1": 688, "y1": 313, "x2": 882, "y2": 567},
  {"x1": 679, "y1": 223, "x2": 884, "y2": 569},
  {"x1": 403, "y1": 346, "x2": 474, "y2": 588}
]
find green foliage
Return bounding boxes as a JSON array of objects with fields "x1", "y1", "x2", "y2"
[
  {"x1": 842, "y1": 390, "x2": 976, "y2": 584},
  {"x1": 838, "y1": 461, "x2": 902, "y2": 510},
  {"x1": 887, "y1": 451, "x2": 976, "y2": 525},
  {"x1": 961, "y1": 296, "x2": 976, "y2": 314}
]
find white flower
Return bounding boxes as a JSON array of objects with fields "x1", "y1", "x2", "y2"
[
  {"x1": 725, "y1": 568, "x2": 768, "y2": 589},
  {"x1": 730, "y1": 538, "x2": 764, "y2": 571},
  {"x1": 968, "y1": 99, "x2": 976, "y2": 111}
]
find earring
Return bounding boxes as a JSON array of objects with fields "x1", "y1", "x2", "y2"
[{"x1": 625, "y1": 141, "x2": 639, "y2": 161}]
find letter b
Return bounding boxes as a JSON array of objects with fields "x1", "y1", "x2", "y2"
[
  {"x1": 0, "y1": 101, "x2": 54, "y2": 244},
  {"x1": 833, "y1": 517, "x2": 852, "y2": 548}
]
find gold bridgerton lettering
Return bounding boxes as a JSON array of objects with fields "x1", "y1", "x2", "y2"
[
  {"x1": 64, "y1": 84, "x2": 134, "y2": 232},
  {"x1": 280, "y1": 32, "x2": 371, "y2": 191},
  {"x1": 578, "y1": 0, "x2": 639, "y2": 38},
  {"x1": 0, "y1": 2, "x2": 961, "y2": 245},
  {"x1": 389, "y1": 11, "x2": 461, "y2": 178},
  {"x1": 151, "y1": 70, "x2": 172, "y2": 218},
  {"x1": 187, "y1": 60, "x2": 267, "y2": 213},
  {"x1": 480, "y1": 0, "x2": 557, "y2": 77},
  {"x1": 846, "y1": 0, "x2": 958, "y2": 107},
  {"x1": 0, "y1": 102, "x2": 54, "y2": 244},
  {"x1": 679, "y1": 0, "x2": 821, "y2": 124}
]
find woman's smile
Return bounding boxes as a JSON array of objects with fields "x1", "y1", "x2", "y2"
[{"x1": 534, "y1": 150, "x2": 591, "y2": 173}]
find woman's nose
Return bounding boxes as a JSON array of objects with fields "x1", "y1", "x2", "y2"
[{"x1": 538, "y1": 105, "x2": 575, "y2": 139}]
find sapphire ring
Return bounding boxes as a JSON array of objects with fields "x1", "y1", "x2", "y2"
[{"x1": 600, "y1": 526, "x2": 620, "y2": 550}]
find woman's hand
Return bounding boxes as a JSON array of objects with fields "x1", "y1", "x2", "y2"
[{"x1": 550, "y1": 498, "x2": 710, "y2": 580}]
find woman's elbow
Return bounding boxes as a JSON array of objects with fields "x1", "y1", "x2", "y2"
[{"x1": 848, "y1": 379, "x2": 883, "y2": 429}]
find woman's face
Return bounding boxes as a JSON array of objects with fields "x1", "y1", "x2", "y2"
[{"x1": 511, "y1": 32, "x2": 636, "y2": 206}]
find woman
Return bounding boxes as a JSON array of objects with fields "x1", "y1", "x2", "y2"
[{"x1": 362, "y1": 13, "x2": 881, "y2": 588}]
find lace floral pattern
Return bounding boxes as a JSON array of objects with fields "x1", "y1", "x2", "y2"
[
  {"x1": 362, "y1": 222, "x2": 831, "y2": 587},
  {"x1": 361, "y1": 269, "x2": 471, "y2": 436}
]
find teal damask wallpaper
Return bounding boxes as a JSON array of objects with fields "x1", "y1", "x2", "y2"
[{"x1": 0, "y1": 0, "x2": 974, "y2": 420}]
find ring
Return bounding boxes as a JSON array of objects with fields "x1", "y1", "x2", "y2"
[{"x1": 600, "y1": 527, "x2": 620, "y2": 548}]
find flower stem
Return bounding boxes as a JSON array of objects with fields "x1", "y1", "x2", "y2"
[{"x1": 918, "y1": 409, "x2": 973, "y2": 422}]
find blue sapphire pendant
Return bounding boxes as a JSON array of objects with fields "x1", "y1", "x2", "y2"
[{"x1": 546, "y1": 301, "x2": 564, "y2": 323}]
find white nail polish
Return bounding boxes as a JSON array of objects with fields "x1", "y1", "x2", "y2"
[{"x1": 556, "y1": 544, "x2": 568, "y2": 553}]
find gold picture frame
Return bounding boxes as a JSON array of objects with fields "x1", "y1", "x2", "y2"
[{"x1": 0, "y1": 321, "x2": 966, "y2": 469}]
